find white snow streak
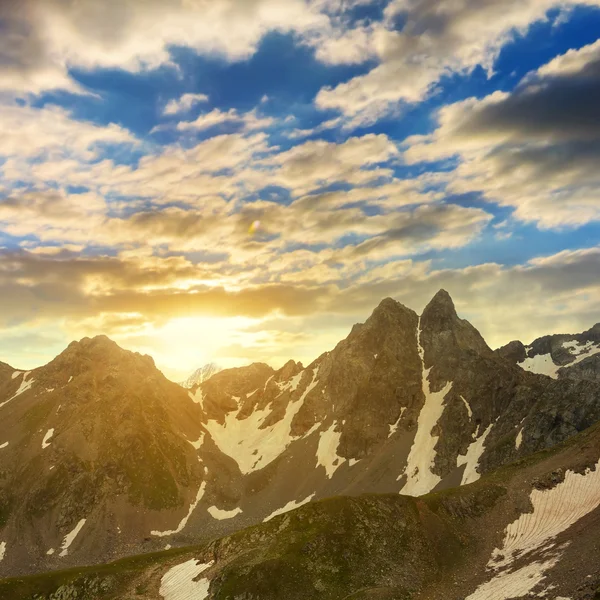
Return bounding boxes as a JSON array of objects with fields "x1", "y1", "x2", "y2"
[
  {"x1": 42, "y1": 428, "x2": 55, "y2": 449},
  {"x1": 152, "y1": 481, "x2": 207, "y2": 537},
  {"x1": 388, "y1": 408, "x2": 406, "y2": 438},
  {"x1": 0, "y1": 372, "x2": 34, "y2": 409},
  {"x1": 400, "y1": 317, "x2": 453, "y2": 496},
  {"x1": 460, "y1": 395, "x2": 473, "y2": 419},
  {"x1": 0, "y1": 442, "x2": 8, "y2": 449},
  {"x1": 207, "y1": 506, "x2": 242, "y2": 520},
  {"x1": 316, "y1": 421, "x2": 346, "y2": 478},
  {"x1": 0, "y1": 542, "x2": 5, "y2": 562},
  {"x1": 59, "y1": 519, "x2": 86, "y2": 557},
  {"x1": 205, "y1": 367, "x2": 320, "y2": 474},
  {"x1": 264, "y1": 493, "x2": 316, "y2": 522},
  {"x1": 160, "y1": 559, "x2": 214, "y2": 600},
  {"x1": 11, "y1": 371, "x2": 21, "y2": 380},
  {"x1": 515, "y1": 428, "x2": 523, "y2": 450},
  {"x1": 456, "y1": 424, "x2": 493, "y2": 485},
  {"x1": 46, "y1": 548, "x2": 55, "y2": 556}
]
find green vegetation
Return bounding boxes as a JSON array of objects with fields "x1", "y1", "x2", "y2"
[{"x1": 0, "y1": 547, "x2": 195, "y2": 600}]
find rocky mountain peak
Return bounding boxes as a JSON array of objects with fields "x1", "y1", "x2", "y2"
[
  {"x1": 44, "y1": 335, "x2": 157, "y2": 385},
  {"x1": 366, "y1": 297, "x2": 416, "y2": 328},
  {"x1": 422, "y1": 289, "x2": 458, "y2": 324},
  {"x1": 421, "y1": 290, "x2": 492, "y2": 358}
]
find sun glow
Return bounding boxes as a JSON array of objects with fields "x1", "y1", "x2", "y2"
[{"x1": 113, "y1": 315, "x2": 264, "y2": 381}]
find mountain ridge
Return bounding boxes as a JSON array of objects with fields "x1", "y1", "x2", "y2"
[{"x1": 0, "y1": 290, "x2": 599, "y2": 581}]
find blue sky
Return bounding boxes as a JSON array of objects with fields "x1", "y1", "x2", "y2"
[{"x1": 0, "y1": 0, "x2": 599, "y2": 378}]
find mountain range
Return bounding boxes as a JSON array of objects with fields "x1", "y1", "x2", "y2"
[{"x1": 0, "y1": 290, "x2": 598, "y2": 599}]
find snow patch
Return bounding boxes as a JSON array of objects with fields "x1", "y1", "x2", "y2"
[
  {"x1": 0, "y1": 542, "x2": 5, "y2": 561},
  {"x1": 456, "y1": 424, "x2": 493, "y2": 485},
  {"x1": 59, "y1": 519, "x2": 86, "y2": 557},
  {"x1": 42, "y1": 428, "x2": 55, "y2": 449},
  {"x1": 160, "y1": 559, "x2": 214, "y2": 600},
  {"x1": 400, "y1": 317, "x2": 453, "y2": 496},
  {"x1": 1, "y1": 372, "x2": 34, "y2": 409},
  {"x1": 316, "y1": 421, "x2": 346, "y2": 478},
  {"x1": 515, "y1": 428, "x2": 523, "y2": 450},
  {"x1": 460, "y1": 395, "x2": 473, "y2": 419},
  {"x1": 11, "y1": 371, "x2": 21, "y2": 380},
  {"x1": 490, "y1": 459, "x2": 600, "y2": 569},
  {"x1": 0, "y1": 442, "x2": 8, "y2": 449},
  {"x1": 188, "y1": 432, "x2": 204, "y2": 450},
  {"x1": 469, "y1": 460, "x2": 600, "y2": 598},
  {"x1": 68, "y1": 376, "x2": 73, "y2": 383},
  {"x1": 205, "y1": 366, "x2": 320, "y2": 474},
  {"x1": 466, "y1": 558, "x2": 558, "y2": 600},
  {"x1": 188, "y1": 388, "x2": 204, "y2": 406},
  {"x1": 264, "y1": 494, "x2": 316, "y2": 522},
  {"x1": 518, "y1": 353, "x2": 560, "y2": 378},
  {"x1": 207, "y1": 506, "x2": 243, "y2": 520},
  {"x1": 46, "y1": 548, "x2": 55, "y2": 556},
  {"x1": 349, "y1": 458, "x2": 360, "y2": 467},
  {"x1": 276, "y1": 371, "x2": 304, "y2": 395},
  {"x1": 152, "y1": 480, "x2": 207, "y2": 537},
  {"x1": 388, "y1": 408, "x2": 406, "y2": 438}
]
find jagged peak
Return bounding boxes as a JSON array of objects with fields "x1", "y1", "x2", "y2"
[{"x1": 422, "y1": 289, "x2": 457, "y2": 319}]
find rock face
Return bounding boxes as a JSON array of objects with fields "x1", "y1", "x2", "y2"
[
  {"x1": 497, "y1": 322, "x2": 600, "y2": 380},
  {"x1": 0, "y1": 291, "x2": 599, "y2": 579},
  {"x1": 4, "y1": 421, "x2": 600, "y2": 600}
]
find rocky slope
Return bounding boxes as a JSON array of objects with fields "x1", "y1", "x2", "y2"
[
  {"x1": 0, "y1": 337, "x2": 206, "y2": 576},
  {"x1": 497, "y1": 322, "x2": 600, "y2": 380},
  {"x1": 1, "y1": 291, "x2": 599, "y2": 579},
  {"x1": 2, "y1": 419, "x2": 598, "y2": 600}
]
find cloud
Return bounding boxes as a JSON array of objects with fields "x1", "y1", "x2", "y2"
[
  {"x1": 403, "y1": 40, "x2": 600, "y2": 228},
  {"x1": 163, "y1": 93, "x2": 209, "y2": 115},
  {"x1": 175, "y1": 107, "x2": 274, "y2": 133},
  {"x1": 0, "y1": 0, "x2": 331, "y2": 94},
  {"x1": 314, "y1": 0, "x2": 600, "y2": 127},
  {"x1": 0, "y1": 103, "x2": 136, "y2": 160}
]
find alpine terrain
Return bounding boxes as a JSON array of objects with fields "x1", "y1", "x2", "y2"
[{"x1": 0, "y1": 291, "x2": 599, "y2": 600}]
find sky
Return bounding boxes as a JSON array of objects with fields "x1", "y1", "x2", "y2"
[{"x1": 0, "y1": 0, "x2": 599, "y2": 380}]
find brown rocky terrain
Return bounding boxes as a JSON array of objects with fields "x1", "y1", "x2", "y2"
[{"x1": 0, "y1": 291, "x2": 599, "y2": 584}]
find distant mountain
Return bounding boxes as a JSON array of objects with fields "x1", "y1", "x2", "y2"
[
  {"x1": 0, "y1": 291, "x2": 599, "y2": 581},
  {"x1": 4, "y1": 420, "x2": 599, "y2": 600},
  {"x1": 178, "y1": 363, "x2": 222, "y2": 388},
  {"x1": 497, "y1": 323, "x2": 600, "y2": 380}
]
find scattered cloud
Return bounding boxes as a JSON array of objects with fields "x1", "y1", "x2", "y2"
[
  {"x1": 404, "y1": 40, "x2": 600, "y2": 228},
  {"x1": 163, "y1": 92, "x2": 209, "y2": 115}
]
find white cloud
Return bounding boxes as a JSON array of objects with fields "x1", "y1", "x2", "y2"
[
  {"x1": 176, "y1": 108, "x2": 274, "y2": 133},
  {"x1": 163, "y1": 93, "x2": 209, "y2": 115},
  {"x1": 402, "y1": 39, "x2": 600, "y2": 228},
  {"x1": 0, "y1": 0, "x2": 331, "y2": 94},
  {"x1": 315, "y1": 0, "x2": 600, "y2": 127}
]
